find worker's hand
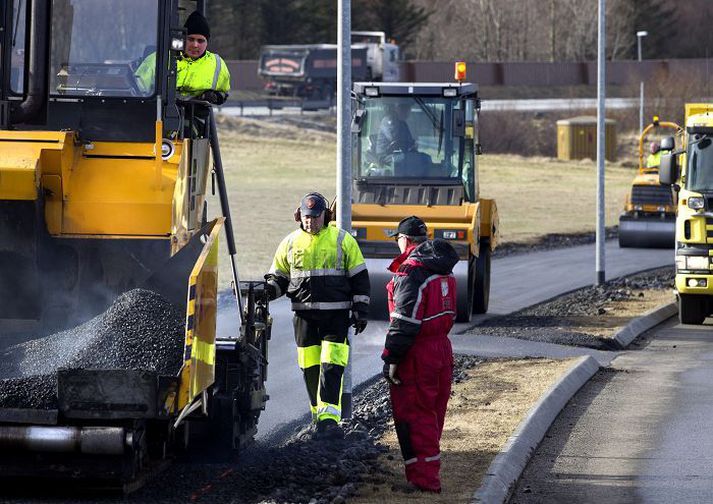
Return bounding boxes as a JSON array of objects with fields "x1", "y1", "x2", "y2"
[
  {"x1": 199, "y1": 90, "x2": 226, "y2": 105},
  {"x1": 265, "y1": 283, "x2": 278, "y2": 301},
  {"x1": 351, "y1": 310, "x2": 368, "y2": 335},
  {"x1": 383, "y1": 362, "x2": 401, "y2": 385}
]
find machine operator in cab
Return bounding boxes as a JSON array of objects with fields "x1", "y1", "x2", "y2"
[
  {"x1": 377, "y1": 102, "x2": 416, "y2": 162},
  {"x1": 265, "y1": 193, "x2": 370, "y2": 441},
  {"x1": 646, "y1": 137, "x2": 674, "y2": 169},
  {"x1": 136, "y1": 11, "x2": 230, "y2": 104}
]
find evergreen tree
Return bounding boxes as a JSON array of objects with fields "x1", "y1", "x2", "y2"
[
  {"x1": 354, "y1": 0, "x2": 431, "y2": 50},
  {"x1": 629, "y1": 0, "x2": 678, "y2": 59}
]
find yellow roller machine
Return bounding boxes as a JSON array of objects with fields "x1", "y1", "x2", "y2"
[
  {"x1": 0, "y1": 0, "x2": 269, "y2": 489},
  {"x1": 659, "y1": 103, "x2": 713, "y2": 324},
  {"x1": 618, "y1": 116, "x2": 682, "y2": 248},
  {"x1": 350, "y1": 64, "x2": 498, "y2": 322}
]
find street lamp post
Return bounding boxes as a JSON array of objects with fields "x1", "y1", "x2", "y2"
[{"x1": 637, "y1": 30, "x2": 648, "y2": 134}]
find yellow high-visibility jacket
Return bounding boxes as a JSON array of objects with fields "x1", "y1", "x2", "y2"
[
  {"x1": 135, "y1": 50, "x2": 230, "y2": 97},
  {"x1": 266, "y1": 226, "x2": 370, "y2": 313}
]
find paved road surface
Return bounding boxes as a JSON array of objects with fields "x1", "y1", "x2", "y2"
[
  {"x1": 216, "y1": 241, "x2": 672, "y2": 441},
  {"x1": 510, "y1": 317, "x2": 713, "y2": 503}
]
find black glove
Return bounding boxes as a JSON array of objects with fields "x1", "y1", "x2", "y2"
[
  {"x1": 199, "y1": 90, "x2": 226, "y2": 105},
  {"x1": 382, "y1": 362, "x2": 401, "y2": 385},
  {"x1": 265, "y1": 283, "x2": 278, "y2": 301},
  {"x1": 351, "y1": 310, "x2": 368, "y2": 335}
]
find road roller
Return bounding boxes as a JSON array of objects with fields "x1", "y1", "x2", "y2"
[
  {"x1": 0, "y1": 0, "x2": 269, "y2": 491},
  {"x1": 618, "y1": 117, "x2": 683, "y2": 248},
  {"x1": 349, "y1": 63, "x2": 499, "y2": 323}
]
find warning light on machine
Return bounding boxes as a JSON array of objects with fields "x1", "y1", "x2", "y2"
[{"x1": 454, "y1": 61, "x2": 467, "y2": 82}]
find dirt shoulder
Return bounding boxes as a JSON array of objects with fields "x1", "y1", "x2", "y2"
[{"x1": 349, "y1": 357, "x2": 577, "y2": 504}]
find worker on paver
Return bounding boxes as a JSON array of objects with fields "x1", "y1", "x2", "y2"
[
  {"x1": 136, "y1": 11, "x2": 230, "y2": 104},
  {"x1": 646, "y1": 141, "x2": 662, "y2": 168},
  {"x1": 265, "y1": 193, "x2": 370, "y2": 440},
  {"x1": 382, "y1": 215, "x2": 459, "y2": 493}
]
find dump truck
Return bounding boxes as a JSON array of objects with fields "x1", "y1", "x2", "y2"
[
  {"x1": 0, "y1": 0, "x2": 269, "y2": 490},
  {"x1": 349, "y1": 64, "x2": 499, "y2": 323},
  {"x1": 659, "y1": 103, "x2": 713, "y2": 324},
  {"x1": 258, "y1": 31, "x2": 399, "y2": 99},
  {"x1": 618, "y1": 117, "x2": 682, "y2": 248}
]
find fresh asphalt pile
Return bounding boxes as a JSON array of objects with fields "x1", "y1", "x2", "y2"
[
  {"x1": 0, "y1": 289, "x2": 184, "y2": 410},
  {"x1": 129, "y1": 355, "x2": 483, "y2": 504},
  {"x1": 474, "y1": 266, "x2": 674, "y2": 349}
]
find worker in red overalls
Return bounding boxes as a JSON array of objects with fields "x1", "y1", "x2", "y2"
[{"x1": 381, "y1": 215, "x2": 458, "y2": 492}]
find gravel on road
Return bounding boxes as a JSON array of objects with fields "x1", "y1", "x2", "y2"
[{"x1": 472, "y1": 266, "x2": 674, "y2": 349}]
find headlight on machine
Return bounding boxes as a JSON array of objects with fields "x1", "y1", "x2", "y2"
[
  {"x1": 688, "y1": 196, "x2": 705, "y2": 210},
  {"x1": 678, "y1": 255, "x2": 710, "y2": 270},
  {"x1": 676, "y1": 256, "x2": 686, "y2": 270}
]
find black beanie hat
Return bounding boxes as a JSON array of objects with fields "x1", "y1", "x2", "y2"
[{"x1": 185, "y1": 11, "x2": 210, "y2": 39}]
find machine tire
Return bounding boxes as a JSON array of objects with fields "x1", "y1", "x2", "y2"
[
  {"x1": 473, "y1": 243, "x2": 491, "y2": 314},
  {"x1": 679, "y1": 294, "x2": 708, "y2": 325},
  {"x1": 455, "y1": 259, "x2": 474, "y2": 323}
]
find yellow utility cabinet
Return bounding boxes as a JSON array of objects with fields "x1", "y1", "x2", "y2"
[{"x1": 557, "y1": 116, "x2": 617, "y2": 161}]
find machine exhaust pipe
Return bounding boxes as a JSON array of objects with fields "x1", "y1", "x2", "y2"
[
  {"x1": 10, "y1": 0, "x2": 50, "y2": 125},
  {"x1": 0, "y1": 426, "x2": 127, "y2": 455}
]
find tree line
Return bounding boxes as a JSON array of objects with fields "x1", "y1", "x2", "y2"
[{"x1": 201, "y1": 0, "x2": 709, "y2": 61}]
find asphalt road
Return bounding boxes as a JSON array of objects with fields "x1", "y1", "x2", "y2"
[
  {"x1": 216, "y1": 241, "x2": 672, "y2": 441},
  {"x1": 509, "y1": 317, "x2": 713, "y2": 503}
]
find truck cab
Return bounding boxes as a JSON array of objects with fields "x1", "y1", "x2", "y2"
[
  {"x1": 660, "y1": 104, "x2": 713, "y2": 324},
  {"x1": 350, "y1": 80, "x2": 498, "y2": 322}
]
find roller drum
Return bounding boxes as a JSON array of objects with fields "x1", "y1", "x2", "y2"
[{"x1": 618, "y1": 215, "x2": 675, "y2": 248}]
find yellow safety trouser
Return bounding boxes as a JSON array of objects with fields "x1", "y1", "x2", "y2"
[{"x1": 293, "y1": 310, "x2": 350, "y2": 423}]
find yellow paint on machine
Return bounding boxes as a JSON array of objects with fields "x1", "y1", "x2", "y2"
[
  {"x1": 353, "y1": 199, "x2": 499, "y2": 255},
  {"x1": 178, "y1": 218, "x2": 223, "y2": 410},
  {"x1": 0, "y1": 129, "x2": 183, "y2": 237}
]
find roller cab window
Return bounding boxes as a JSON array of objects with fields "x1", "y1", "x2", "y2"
[
  {"x1": 357, "y1": 96, "x2": 468, "y2": 182},
  {"x1": 50, "y1": 0, "x2": 158, "y2": 97}
]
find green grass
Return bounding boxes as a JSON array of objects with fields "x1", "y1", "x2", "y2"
[{"x1": 210, "y1": 127, "x2": 635, "y2": 285}]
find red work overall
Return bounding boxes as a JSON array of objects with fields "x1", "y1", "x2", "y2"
[{"x1": 384, "y1": 241, "x2": 457, "y2": 492}]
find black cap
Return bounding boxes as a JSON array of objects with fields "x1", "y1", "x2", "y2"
[
  {"x1": 185, "y1": 11, "x2": 210, "y2": 39},
  {"x1": 388, "y1": 215, "x2": 427, "y2": 237},
  {"x1": 300, "y1": 193, "x2": 327, "y2": 217}
]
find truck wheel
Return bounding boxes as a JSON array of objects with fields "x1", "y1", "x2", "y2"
[
  {"x1": 679, "y1": 294, "x2": 708, "y2": 325},
  {"x1": 455, "y1": 259, "x2": 474, "y2": 323},
  {"x1": 473, "y1": 243, "x2": 491, "y2": 314}
]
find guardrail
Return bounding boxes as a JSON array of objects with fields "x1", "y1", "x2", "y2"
[{"x1": 218, "y1": 96, "x2": 335, "y2": 116}]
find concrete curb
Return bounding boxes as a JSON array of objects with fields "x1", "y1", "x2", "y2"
[
  {"x1": 471, "y1": 355, "x2": 600, "y2": 504},
  {"x1": 612, "y1": 301, "x2": 677, "y2": 349}
]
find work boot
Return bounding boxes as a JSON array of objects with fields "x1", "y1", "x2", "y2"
[
  {"x1": 296, "y1": 423, "x2": 317, "y2": 441},
  {"x1": 314, "y1": 419, "x2": 344, "y2": 441}
]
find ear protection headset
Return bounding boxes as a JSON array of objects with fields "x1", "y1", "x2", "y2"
[{"x1": 294, "y1": 192, "x2": 333, "y2": 225}]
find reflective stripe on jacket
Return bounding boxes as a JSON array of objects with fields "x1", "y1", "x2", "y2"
[
  {"x1": 135, "y1": 50, "x2": 230, "y2": 96},
  {"x1": 382, "y1": 239, "x2": 459, "y2": 364},
  {"x1": 266, "y1": 226, "x2": 370, "y2": 312}
]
